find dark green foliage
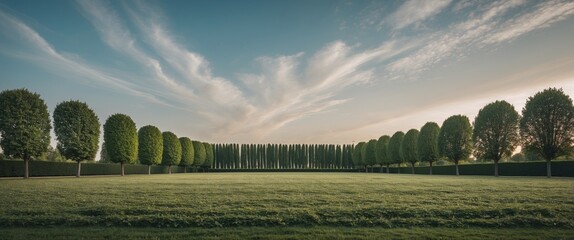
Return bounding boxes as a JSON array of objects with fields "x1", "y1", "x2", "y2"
[
  {"x1": 138, "y1": 126, "x2": 163, "y2": 166},
  {"x1": 103, "y1": 114, "x2": 138, "y2": 176},
  {"x1": 179, "y1": 137, "x2": 194, "y2": 169},
  {"x1": 53, "y1": 101, "x2": 100, "y2": 162},
  {"x1": 161, "y1": 132, "x2": 182, "y2": 173},
  {"x1": 192, "y1": 140, "x2": 206, "y2": 168},
  {"x1": 520, "y1": 88, "x2": 574, "y2": 177},
  {"x1": 202, "y1": 143, "x2": 214, "y2": 169},
  {"x1": 473, "y1": 101, "x2": 520, "y2": 177},
  {"x1": 438, "y1": 115, "x2": 473, "y2": 175},
  {"x1": 352, "y1": 142, "x2": 366, "y2": 168},
  {"x1": 0, "y1": 89, "x2": 51, "y2": 178},
  {"x1": 388, "y1": 131, "x2": 405, "y2": 166},
  {"x1": 364, "y1": 139, "x2": 378, "y2": 169},
  {"x1": 376, "y1": 135, "x2": 391, "y2": 169},
  {"x1": 401, "y1": 129, "x2": 419, "y2": 173},
  {"x1": 418, "y1": 122, "x2": 440, "y2": 174}
]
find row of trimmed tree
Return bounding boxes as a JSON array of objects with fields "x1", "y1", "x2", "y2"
[
  {"x1": 352, "y1": 88, "x2": 574, "y2": 177},
  {"x1": 213, "y1": 144, "x2": 355, "y2": 169},
  {"x1": 1, "y1": 87, "x2": 572, "y2": 178},
  {"x1": 0, "y1": 89, "x2": 214, "y2": 178}
]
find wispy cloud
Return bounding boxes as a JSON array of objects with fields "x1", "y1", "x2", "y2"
[
  {"x1": 0, "y1": 8, "x2": 163, "y2": 105},
  {"x1": 384, "y1": 0, "x2": 574, "y2": 80},
  {"x1": 389, "y1": 0, "x2": 453, "y2": 30}
]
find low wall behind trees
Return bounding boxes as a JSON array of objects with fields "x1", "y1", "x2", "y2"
[
  {"x1": 0, "y1": 160, "x2": 187, "y2": 177},
  {"x1": 0, "y1": 160, "x2": 572, "y2": 177}
]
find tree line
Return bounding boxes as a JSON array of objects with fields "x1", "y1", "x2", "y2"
[
  {"x1": 351, "y1": 88, "x2": 574, "y2": 177},
  {"x1": 1, "y1": 87, "x2": 573, "y2": 178}
]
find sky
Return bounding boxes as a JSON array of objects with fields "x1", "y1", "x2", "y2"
[{"x1": 1, "y1": 0, "x2": 574, "y2": 150}]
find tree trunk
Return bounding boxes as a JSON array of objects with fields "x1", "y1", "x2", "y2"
[
  {"x1": 380, "y1": 166, "x2": 383, "y2": 173},
  {"x1": 169, "y1": 165, "x2": 172, "y2": 174},
  {"x1": 24, "y1": 158, "x2": 29, "y2": 179},
  {"x1": 494, "y1": 160, "x2": 499, "y2": 177},
  {"x1": 148, "y1": 165, "x2": 151, "y2": 175},
  {"x1": 184, "y1": 167, "x2": 187, "y2": 173},
  {"x1": 411, "y1": 163, "x2": 415, "y2": 174},
  {"x1": 76, "y1": 161, "x2": 81, "y2": 178},
  {"x1": 547, "y1": 160, "x2": 551, "y2": 178},
  {"x1": 386, "y1": 164, "x2": 390, "y2": 173},
  {"x1": 429, "y1": 161, "x2": 433, "y2": 175},
  {"x1": 455, "y1": 161, "x2": 459, "y2": 176},
  {"x1": 121, "y1": 162, "x2": 125, "y2": 176}
]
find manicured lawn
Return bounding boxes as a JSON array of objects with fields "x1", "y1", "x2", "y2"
[{"x1": 0, "y1": 173, "x2": 573, "y2": 239}]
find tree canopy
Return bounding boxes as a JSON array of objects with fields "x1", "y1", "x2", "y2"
[
  {"x1": 103, "y1": 114, "x2": 138, "y2": 176},
  {"x1": 388, "y1": 131, "x2": 405, "y2": 166},
  {"x1": 138, "y1": 125, "x2": 163, "y2": 172},
  {"x1": 179, "y1": 137, "x2": 194, "y2": 168},
  {"x1": 520, "y1": 88, "x2": 574, "y2": 177},
  {"x1": 202, "y1": 142, "x2": 214, "y2": 169},
  {"x1": 53, "y1": 101, "x2": 100, "y2": 162},
  {"x1": 438, "y1": 115, "x2": 472, "y2": 175},
  {"x1": 376, "y1": 135, "x2": 391, "y2": 168},
  {"x1": 473, "y1": 100, "x2": 520, "y2": 177},
  {"x1": 162, "y1": 132, "x2": 182, "y2": 173},
  {"x1": 417, "y1": 122, "x2": 440, "y2": 174},
  {"x1": 352, "y1": 142, "x2": 366, "y2": 168},
  {"x1": 364, "y1": 139, "x2": 378, "y2": 169},
  {"x1": 401, "y1": 129, "x2": 419, "y2": 173},
  {"x1": 192, "y1": 140, "x2": 206, "y2": 168},
  {"x1": 0, "y1": 89, "x2": 51, "y2": 178}
]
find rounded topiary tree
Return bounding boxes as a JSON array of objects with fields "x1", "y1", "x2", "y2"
[
  {"x1": 364, "y1": 139, "x2": 378, "y2": 173},
  {"x1": 179, "y1": 137, "x2": 194, "y2": 173},
  {"x1": 103, "y1": 113, "x2": 138, "y2": 176},
  {"x1": 202, "y1": 142, "x2": 214, "y2": 172},
  {"x1": 376, "y1": 135, "x2": 391, "y2": 173},
  {"x1": 401, "y1": 129, "x2": 419, "y2": 174},
  {"x1": 192, "y1": 140, "x2": 206, "y2": 172},
  {"x1": 138, "y1": 125, "x2": 163, "y2": 175},
  {"x1": 0, "y1": 89, "x2": 51, "y2": 179},
  {"x1": 473, "y1": 100, "x2": 520, "y2": 177},
  {"x1": 53, "y1": 100, "x2": 100, "y2": 178},
  {"x1": 162, "y1": 131, "x2": 182, "y2": 174},
  {"x1": 520, "y1": 88, "x2": 574, "y2": 177},
  {"x1": 388, "y1": 131, "x2": 405, "y2": 172},
  {"x1": 438, "y1": 115, "x2": 473, "y2": 176},
  {"x1": 418, "y1": 122, "x2": 440, "y2": 175},
  {"x1": 352, "y1": 142, "x2": 365, "y2": 171}
]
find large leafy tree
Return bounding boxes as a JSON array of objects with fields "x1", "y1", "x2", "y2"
[
  {"x1": 0, "y1": 89, "x2": 51, "y2": 179},
  {"x1": 520, "y1": 88, "x2": 574, "y2": 177},
  {"x1": 53, "y1": 100, "x2": 100, "y2": 177},
  {"x1": 138, "y1": 125, "x2": 163, "y2": 175},
  {"x1": 202, "y1": 142, "x2": 214, "y2": 171},
  {"x1": 192, "y1": 140, "x2": 206, "y2": 171},
  {"x1": 376, "y1": 135, "x2": 391, "y2": 173},
  {"x1": 352, "y1": 142, "x2": 366, "y2": 170},
  {"x1": 401, "y1": 129, "x2": 419, "y2": 174},
  {"x1": 103, "y1": 114, "x2": 138, "y2": 176},
  {"x1": 438, "y1": 115, "x2": 473, "y2": 176},
  {"x1": 473, "y1": 100, "x2": 520, "y2": 177},
  {"x1": 179, "y1": 137, "x2": 194, "y2": 173},
  {"x1": 418, "y1": 122, "x2": 440, "y2": 175},
  {"x1": 388, "y1": 131, "x2": 405, "y2": 171},
  {"x1": 364, "y1": 139, "x2": 378, "y2": 172},
  {"x1": 162, "y1": 132, "x2": 182, "y2": 174}
]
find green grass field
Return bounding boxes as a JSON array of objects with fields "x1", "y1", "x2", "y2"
[{"x1": 1, "y1": 173, "x2": 573, "y2": 239}]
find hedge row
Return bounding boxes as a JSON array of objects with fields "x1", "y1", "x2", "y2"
[
  {"x1": 1, "y1": 160, "x2": 572, "y2": 177},
  {"x1": 0, "y1": 160, "x2": 187, "y2": 177}
]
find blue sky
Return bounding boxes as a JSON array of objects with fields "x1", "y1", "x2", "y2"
[{"x1": 1, "y1": 0, "x2": 574, "y2": 149}]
